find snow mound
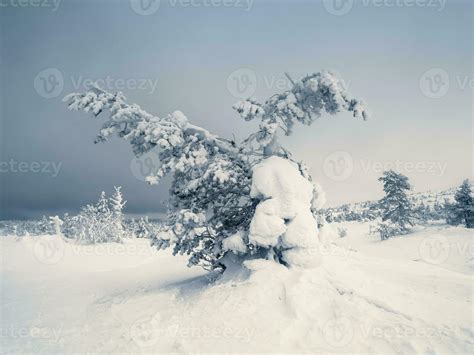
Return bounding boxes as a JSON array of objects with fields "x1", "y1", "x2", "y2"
[{"x1": 249, "y1": 156, "x2": 320, "y2": 266}]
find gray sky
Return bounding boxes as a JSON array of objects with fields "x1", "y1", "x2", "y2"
[{"x1": 0, "y1": 0, "x2": 472, "y2": 220}]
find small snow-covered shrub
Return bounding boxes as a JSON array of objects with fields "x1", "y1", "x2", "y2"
[
  {"x1": 64, "y1": 70, "x2": 368, "y2": 271},
  {"x1": 374, "y1": 222, "x2": 403, "y2": 241},
  {"x1": 61, "y1": 187, "x2": 127, "y2": 244},
  {"x1": 337, "y1": 227, "x2": 347, "y2": 238}
]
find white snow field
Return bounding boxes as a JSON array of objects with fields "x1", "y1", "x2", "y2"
[{"x1": 1, "y1": 223, "x2": 472, "y2": 353}]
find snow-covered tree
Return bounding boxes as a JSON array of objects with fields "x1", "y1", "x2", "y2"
[
  {"x1": 135, "y1": 217, "x2": 153, "y2": 238},
  {"x1": 447, "y1": 180, "x2": 473, "y2": 228},
  {"x1": 49, "y1": 216, "x2": 64, "y2": 235},
  {"x1": 377, "y1": 170, "x2": 415, "y2": 238},
  {"x1": 110, "y1": 186, "x2": 126, "y2": 216},
  {"x1": 96, "y1": 191, "x2": 110, "y2": 214},
  {"x1": 63, "y1": 70, "x2": 368, "y2": 271},
  {"x1": 109, "y1": 186, "x2": 128, "y2": 239},
  {"x1": 39, "y1": 215, "x2": 54, "y2": 235}
]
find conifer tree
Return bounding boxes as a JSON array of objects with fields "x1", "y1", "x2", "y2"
[
  {"x1": 64, "y1": 70, "x2": 368, "y2": 271},
  {"x1": 377, "y1": 170, "x2": 415, "y2": 238},
  {"x1": 447, "y1": 180, "x2": 473, "y2": 228}
]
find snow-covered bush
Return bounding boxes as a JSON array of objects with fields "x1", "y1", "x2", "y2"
[
  {"x1": 133, "y1": 217, "x2": 156, "y2": 238},
  {"x1": 373, "y1": 222, "x2": 403, "y2": 241},
  {"x1": 39, "y1": 215, "x2": 55, "y2": 235},
  {"x1": 62, "y1": 187, "x2": 127, "y2": 243},
  {"x1": 64, "y1": 70, "x2": 368, "y2": 271},
  {"x1": 337, "y1": 227, "x2": 347, "y2": 238}
]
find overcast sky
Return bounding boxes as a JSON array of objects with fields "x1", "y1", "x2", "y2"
[{"x1": 0, "y1": 0, "x2": 472, "y2": 220}]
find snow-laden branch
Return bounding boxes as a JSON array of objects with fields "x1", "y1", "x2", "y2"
[
  {"x1": 63, "y1": 84, "x2": 238, "y2": 184},
  {"x1": 233, "y1": 70, "x2": 369, "y2": 155}
]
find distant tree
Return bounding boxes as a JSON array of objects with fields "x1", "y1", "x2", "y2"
[
  {"x1": 447, "y1": 180, "x2": 473, "y2": 228},
  {"x1": 135, "y1": 217, "x2": 153, "y2": 238},
  {"x1": 62, "y1": 189, "x2": 127, "y2": 243},
  {"x1": 96, "y1": 191, "x2": 110, "y2": 214},
  {"x1": 39, "y1": 215, "x2": 54, "y2": 235},
  {"x1": 377, "y1": 170, "x2": 415, "y2": 239},
  {"x1": 49, "y1": 216, "x2": 64, "y2": 235},
  {"x1": 110, "y1": 186, "x2": 126, "y2": 216},
  {"x1": 109, "y1": 186, "x2": 128, "y2": 239}
]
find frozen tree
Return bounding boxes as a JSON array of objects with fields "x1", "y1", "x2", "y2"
[
  {"x1": 96, "y1": 191, "x2": 110, "y2": 214},
  {"x1": 135, "y1": 217, "x2": 153, "y2": 238},
  {"x1": 49, "y1": 216, "x2": 64, "y2": 235},
  {"x1": 64, "y1": 70, "x2": 368, "y2": 271},
  {"x1": 110, "y1": 186, "x2": 126, "y2": 216},
  {"x1": 109, "y1": 186, "x2": 128, "y2": 239},
  {"x1": 61, "y1": 189, "x2": 126, "y2": 243},
  {"x1": 447, "y1": 180, "x2": 474, "y2": 228},
  {"x1": 39, "y1": 215, "x2": 54, "y2": 235},
  {"x1": 377, "y1": 170, "x2": 415, "y2": 239}
]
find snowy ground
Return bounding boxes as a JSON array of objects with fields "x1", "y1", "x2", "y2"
[{"x1": 1, "y1": 222, "x2": 473, "y2": 353}]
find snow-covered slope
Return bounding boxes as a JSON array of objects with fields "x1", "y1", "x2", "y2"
[
  {"x1": 1, "y1": 224, "x2": 472, "y2": 353},
  {"x1": 322, "y1": 183, "x2": 470, "y2": 222}
]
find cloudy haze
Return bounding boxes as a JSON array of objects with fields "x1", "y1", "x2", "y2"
[{"x1": 0, "y1": 0, "x2": 472, "y2": 220}]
